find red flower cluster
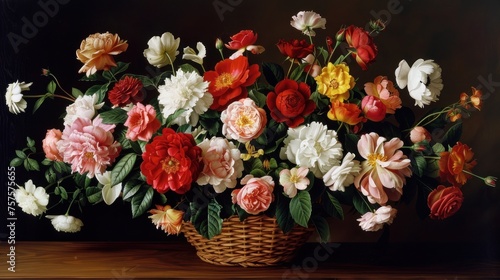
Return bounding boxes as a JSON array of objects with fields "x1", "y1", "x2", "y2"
[
  {"x1": 108, "y1": 76, "x2": 144, "y2": 107},
  {"x1": 140, "y1": 128, "x2": 203, "y2": 194},
  {"x1": 344, "y1": 25, "x2": 378, "y2": 70},
  {"x1": 276, "y1": 39, "x2": 314, "y2": 61}
]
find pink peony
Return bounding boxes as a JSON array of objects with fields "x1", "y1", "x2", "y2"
[
  {"x1": 196, "y1": 137, "x2": 244, "y2": 193},
  {"x1": 231, "y1": 175, "x2": 274, "y2": 215},
  {"x1": 57, "y1": 116, "x2": 121, "y2": 178},
  {"x1": 42, "y1": 129, "x2": 63, "y2": 161},
  {"x1": 221, "y1": 98, "x2": 267, "y2": 143},
  {"x1": 124, "y1": 103, "x2": 161, "y2": 142},
  {"x1": 354, "y1": 132, "x2": 412, "y2": 205}
]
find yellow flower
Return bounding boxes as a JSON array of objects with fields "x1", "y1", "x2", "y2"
[
  {"x1": 315, "y1": 63, "x2": 355, "y2": 102},
  {"x1": 240, "y1": 142, "x2": 264, "y2": 161}
]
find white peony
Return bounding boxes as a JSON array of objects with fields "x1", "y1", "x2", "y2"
[
  {"x1": 5, "y1": 81, "x2": 31, "y2": 114},
  {"x1": 95, "y1": 171, "x2": 122, "y2": 205},
  {"x1": 143, "y1": 32, "x2": 180, "y2": 68},
  {"x1": 15, "y1": 180, "x2": 49, "y2": 216},
  {"x1": 290, "y1": 11, "x2": 326, "y2": 36},
  {"x1": 63, "y1": 94, "x2": 104, "y2": 126},
  {"x1": 157, "y1": 69, "x2": 212, "y2": 126},
  {"x1": 395, "y1": 59, "x2": 443, "y2": 108},
  {"x1": 323, "y1": 152, "x2": 362, "y2": 192},
  {"x1": 280, "y1": 122, "x2": 343, "y2": 178},
  {"x1": 46, "y1": 215, "x2": 84, "y2": 233}
]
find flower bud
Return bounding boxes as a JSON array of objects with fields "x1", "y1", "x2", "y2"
[
  {"x1": 361, "y1": 95, "x2": 386, "y2": 122},
  {"x1": 485, "y1": 176, "x2": 497, "y2": 187},
  {"x1": 369, "y1": 19, "x2": 386, "y2": 33},
  {"x1": 42, "y1": 68, "x2": 50, "y2": 76},
  {"x1": 215, "y1": 38, "x2": 224, "y2": 50},
  {"x1": 335, "y1": 27, "x2": 346, "y2": 42}
]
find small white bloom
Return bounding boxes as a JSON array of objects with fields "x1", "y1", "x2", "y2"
[
  {"x1": 15, "y1": 180, "x2": 49, "y2": 216},
  {"x1": 46, "y1": 215, "x2": 84, "y2": 233},
  {"x1": 395, "y1": 59, "x2": 443, "y2": 108},
  {"x1": 143, "y1": 32, "x2": 180, "y2": 68},
  {"x1": 96, "y1": 171, "x2": 122, "y2": 205},
  {"x1": 357, "y1": 205, "x2": 397, "y2": 232},
  {"x1": 279, "y1": 167, "x2": 310, "y2": 198},
  {"x1": 182, "y1": 42, "x2": 206, "y2": 65},
  {"x1": 158, "y1": 69, "x2": 212, "y2": 126},
  {"x1": 323, "y1": 152, "x2": 361, "y2": 192},
  {"x1": 5, "y1": 81, "x2": 32, "y2": 114},
  {"x1": 290, "y1": 11, "x2": 326, "y2": 36},
  {"x1": 280, "y1": 122, "x2": 343, "y2": 178},
  {"x1": 63, "y1": 94, "x2": 104, "y2": 126}
]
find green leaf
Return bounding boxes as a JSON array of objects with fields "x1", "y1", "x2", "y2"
[
  {"x1": 195, "y1": 199, "x2": 223, "y2": 239},
  {"x1": 127, "y1": 74, "x2": 155, "y2": 88},
  {"x1": 107, "y1": 62, "x2": 130, "y2": 79},
  {"x1": 262, "y1": 62, "x2": 284, "y2": 87},
  {"x1": 41, "y1": 158, "x2": 52, "y2": 166},
  {"x1": 74, "y1": 173, "x2": 91, "y2": 188},
  {"x1": 71, "y1": 87, "x2": 84, "y2": 98},
  {"x1": 290, "y1": 191, "x2": 312, "y2": 228},
  {"x1": 289, "y1": 63, "x2": 307, "y2": 81},
  {"x1": 352, "y1": 192, "x2": 372, "y2": 215},
  {"x1": 72, "y1": 188, "x2": 81, "y2": 200},
  {"x1": 131, "y1": 187, "x2": 154, "y2": 218},
  {"x1": 24, "y1": 158, "x2": 40, "y2": 171},
  {"x1": 47, "y1": 80, "x2": 56, "y2": 94},
  {"x1": 442, "y1": 122, "x2": 463, "y2": 148},
  {"x1": 84, "y1": 83, "x2": 109, "y2": 104},
  {"x1": 26, "y1": 137, "x2": 35, "y2": 148},
  {"x1": 85, "y1": 187, "x2": 103, "y2": 204},
  {"x1": 122, "y1": 180, "x2": 142, "y2": 201},
  {"x1": 248, "y1": 89, "x2": 267, "y2": 108},
  {"x1": 15, "y1": 150, "x2": 26, "y2": 159},
  {"x1": 412, "y1": 155, "x2": 427, "y2": 177},
  {"x1": 322, "y1": 192, "x2": 344, "y2": 220},
  {"x1": 425, "y1": 159, "x2": 440, "y2": 178},
  {"x1": 45, "y1": 167, "x2": 56, "y2": 184},
  {"x1": 311, "y1": 216, "x2": 330, "y2": 243},
  {"x1": 276, "y1": 195, "x2": 295, "y2": 233},
  {"x1": 33, "y1": 95, "x2": 48, "y2": 114},
  {"x1": 56, "y1": 186, "x2": 68, "y2": 200},
  {"x1": 165, "y1": 108, "x2": 186, "y2": 126},
  {"x1": 9, "y1": 158, "x2": 23, "y2": 167},
  {"x1": 432, "y1": 143, "x2": 445, "y2": 154},
  {"x1": 99, "y1": 107, "x2": 128, "y2": 124},
  {"x1": 179, "y1": 63, "x2": 199, "y2": 74},
  {"x1": 111, "y1": 153, "x2": 137, "y2": 186}
]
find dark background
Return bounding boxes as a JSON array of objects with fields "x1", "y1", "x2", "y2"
[{"x1": 0, "y1": 0, "x2": 499, "y2": 246}]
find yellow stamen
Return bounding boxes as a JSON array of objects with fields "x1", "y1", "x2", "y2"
[
  {"x1": 367, "y1": 153, "x2": 387, "y2": 166},
  {"x1": 215, "y1": 73, "x2": 234, "y2": 90},
  {"x1": 161, "y1": 157, "x2": 180, "y2": 174}
]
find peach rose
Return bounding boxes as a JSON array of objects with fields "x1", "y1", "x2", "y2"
[
  {"x1": 409, "y1": 126, "x2": 431, "y2": 144},
  {"x1": 231, "y1": 175, "x2": 274, "y2": 215},
  {"x1": 124, "y1": 103, "x2": 161, "y2": 142},
  {"x1": 427, "y1": 185, "x2": 464, "y2": 220},
  {"x1": 221, "y1": 98, "x2": 267, "y2": 143},
  {"x1": 42, "y1": 129, "x2": 63, "y2": 161},
  {"x1": 76, "y1": 32, "x2": 128, "y2": 77}
]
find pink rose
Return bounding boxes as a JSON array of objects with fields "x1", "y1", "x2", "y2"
[
  {"x1": 57, "y1": 116, "x2": 121, "y2": 178},
  {"x1": 427, "y1": 185, "x2": 464, "y2": 220},
  {"x1": 42, "y1": 129, "x2": 63, "y2": 161},
  {"x1": 221, "y1": 98, "x2": 267, "y2": 143},
  {"x1": 124, "y1": 103, "x2": 161, "y2": 142},
  {"x1": 361, "y1": 95, "x2": 386, "y2": 122},
  {"x1": 196, "y1": 137, "x2": 244, "y2": 193},
  {"x1": 410, "y1": 126, "x2": 432, "y2": 144},
  {"x1": 231, "y1": 175, "x2": 274, "y2": 215}
]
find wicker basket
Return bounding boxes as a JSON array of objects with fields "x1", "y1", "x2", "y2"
[{"x1": 182, "y1": 215, "x2": 314, "y2": 267}]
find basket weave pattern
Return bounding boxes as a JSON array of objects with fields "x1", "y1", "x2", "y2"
[{"x1": 182, "y1": 215, "x2": 314, "y2": 267}]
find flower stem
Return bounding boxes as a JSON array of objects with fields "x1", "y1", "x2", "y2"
[
  {"x1": 165, "y1": 52, "x2": 176, "y2": 75},
  {"x1": 49, "y1": 73, "x2": 74, "y2": 99}
]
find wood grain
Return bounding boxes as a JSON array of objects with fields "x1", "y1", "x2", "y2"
[{"x1": 0, "y1": 241, "x2": 498, "y2": 279}]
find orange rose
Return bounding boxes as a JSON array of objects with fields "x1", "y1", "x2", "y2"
[
  {"x1": 438, "y1": 142, "x2": 477, "y2": 186},
  {"x1": 327, "y1": 101, "x2": 364, "y2": 125},
  {"x1": 231, "y1": 175, "x2": 274, "y2": 215},
  {"x1": 427, "y1": 185, "x2": 463, "y2": 219},
  {"x1": 76, "y1": 32, "x2": 128, "y2": 77},
  {"x1": 148, "y1": 205, "x2": 184, "y2": 235}
]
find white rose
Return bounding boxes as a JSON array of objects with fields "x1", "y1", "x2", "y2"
[
  {"x1": 63, "y1": 94, "x2": 104, "y2": 126},
  {"x1": 5, "y1": 80, "x2": 32, "y2": 114},
  {"x1": 15, "y1": 180, "x2": 49, "y2": 216},
  {"x1": 46, "y1": 215, "x2": 84, "y2": 233}
]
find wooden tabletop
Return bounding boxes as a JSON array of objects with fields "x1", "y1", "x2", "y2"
[{"x1": 0, "y1": 241, "x2": 499, "y2": 279}]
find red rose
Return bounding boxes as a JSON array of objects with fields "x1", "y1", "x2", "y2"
[
  {"x1": 108, "y1": 76, "x2": 144, "y2": 107},
  {"x1": 204, "y1": 56, "x2": 261, "y2": 111},
  {"x1": 276, "y1": 39, "x2": 314, "y2": 61},
  {"x1": 225, "y1": 30, "x2": 258, "y2": 50},
  {"x1": 266, "y1": 79, "x2": 316, "y2": 128},
  {"x1": 140, "y1": 128, "x2": 203, "y2": 194},
  {"x1": 427, "y1": 185, "x2": 464, "y2": 220},
  {"x1": 344, "y1": 25, "x2": 378, "y2": 70}
]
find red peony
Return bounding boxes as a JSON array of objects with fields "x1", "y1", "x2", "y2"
[
  {"x1": 140, "y1": 128, "x2": 203, "y2": 194},
  {"x1": 204, "y1": 56, "x2": 261, "y2": 111},
  {"x1": 108, "y1": 76, "x2": 145, "y2": 107},
  {"x1": 276, "y1": 39, "x2": 314, "y2": 61},
  {"x1": 427, "y1": 185, "x2": 464, "y2": 219},
  {"x1": 266, "y1": 79, "x2": 316, "y2": 128},
  {"x1": 344, "y1": 25, "x2": 378, "y2": 70}
]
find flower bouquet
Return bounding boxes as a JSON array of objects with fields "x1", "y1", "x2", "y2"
[{"x1": 7, "y1": 10, "x2": 495, "y2": 265}]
